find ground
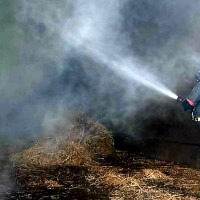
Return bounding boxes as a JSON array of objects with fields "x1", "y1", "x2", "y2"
[
  {"x1": 4, "y1": 114, "x2": 200, "y2": 199},
  {"x1": 5, "y1": 151, "x2": 200, "y2": 200}
]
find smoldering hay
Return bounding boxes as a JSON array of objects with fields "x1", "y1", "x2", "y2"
[{"x1": 11, "y1": 112, "x2": 115, "y2": 166}]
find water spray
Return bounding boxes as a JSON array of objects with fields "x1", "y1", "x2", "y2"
[{"x1": 63, "y1": 32, "x2": 178, "y2": 101}]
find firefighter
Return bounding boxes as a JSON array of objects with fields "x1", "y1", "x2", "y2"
[{"x1": 177, "y1": 71, "x2": 200, "y2": 123}]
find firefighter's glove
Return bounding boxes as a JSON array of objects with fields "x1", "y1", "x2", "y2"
[
  {"x1": 177, "y1": 96, "x2": 184, "y2": 102},
  {"x1": 181, "y1": 99, "x2": 193, "y2": 111}
]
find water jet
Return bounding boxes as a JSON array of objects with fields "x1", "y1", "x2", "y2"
[{"x1": 63, "y1": 33, "x2": 178, "y2": 101}]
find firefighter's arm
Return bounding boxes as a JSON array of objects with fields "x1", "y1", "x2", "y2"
[
  {"x1": 181, "y1": 83, "x2": 200, "y2": 111},
  {"x1": 177, "y1": 97, "x2": 194, "y2": 110},
  {"x1": 181, "y1": 98, "x2": 194, "y2": 111}
]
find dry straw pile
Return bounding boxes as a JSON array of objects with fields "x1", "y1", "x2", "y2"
[{"x1": 11, "y1": 112, "x2": 114, "y2": 167}]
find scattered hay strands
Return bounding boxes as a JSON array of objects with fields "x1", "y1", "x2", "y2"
[
  {"x1": 43, "y1": 179, "x2": 63, "y2": 188},
  {"x1": 143, "y1": 169, "x2": 171, "y2": 180},
  {"x1": 101, "y1": 171, "x2": 141, "y2": 189},
  {"x1": 12, "y1": 150, "x2": 200, "y2": 200},
  {"x1": 87, "y1": 165, "x2": 179, "y2": 200}
]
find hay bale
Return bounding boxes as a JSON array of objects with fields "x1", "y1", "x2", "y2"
[{"x1": 11, "y1": 112, "x2": 115, "y2": 167}]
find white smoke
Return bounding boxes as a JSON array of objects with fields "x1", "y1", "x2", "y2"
[
  {"x1": 62, "y1": 0, "x2": 178, "y2": 99},
  {"x1": 7, "y1": 0, "x2": 200, "y2": 135},
  {"x1": 1, "y1": 0, "x2": 200, "y2": 138}
]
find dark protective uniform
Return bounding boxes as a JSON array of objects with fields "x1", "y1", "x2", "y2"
[
  {"x1": 186, "y1": 83, "x2": 200, "y2": 121},
  {"x1": 178, "y1": 71, "x2": 200, "y2": 123}
]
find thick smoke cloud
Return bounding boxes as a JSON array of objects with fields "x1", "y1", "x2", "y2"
[{"x1": 1, "y1": 0, "x2": 200, "y2": 146}]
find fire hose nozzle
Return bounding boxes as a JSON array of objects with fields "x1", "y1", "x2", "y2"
[{"x1": 177, "y1": 96, "x2": 184, "y2": 102}]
